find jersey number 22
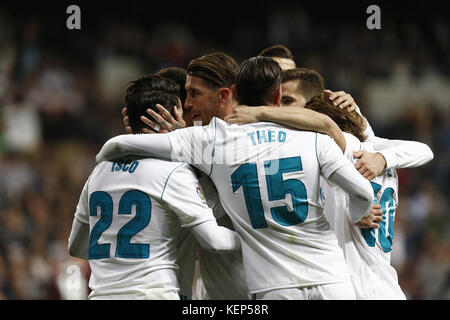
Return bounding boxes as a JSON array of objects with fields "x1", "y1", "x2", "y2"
[{"x1": 88, "y1": 190, "x2": 151, "y2": 259}]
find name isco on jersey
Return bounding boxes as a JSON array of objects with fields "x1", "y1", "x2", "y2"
[{"x1": 169, "y1": 129, "x2": 286, "y2": 166}]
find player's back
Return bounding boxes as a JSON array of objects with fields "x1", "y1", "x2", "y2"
[
  {"x1": 81, "y1": 158, "x2": 197, "y2": 299},
  {"x1": 325, "y1": 132, "x2": 405, "y2": 299},
  {"x1": 349, "y1": 166, "x2": 404, "y2": 299},
  {"x1": 201, "y1": 118, "x2": 353, "y2": 294}
]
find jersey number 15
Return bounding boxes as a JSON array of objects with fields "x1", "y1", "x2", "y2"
[{"x1": 232, "y1": 156, "x2": 308, "y2": 229}]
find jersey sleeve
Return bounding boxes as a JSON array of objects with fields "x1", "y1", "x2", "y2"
[
  {"x1": 370, "y1": 138, "x2": 434, "y2": 169},
  {"x1": 166, "y1": 118, "x2": 217, "y2": 175},
  {"x1": 96, "y1": 133, "x2": 173, "y2": 162},
  {"x1": 161, "y1": 164, "x2": 216, "y2": 228},
  {"x1": 74, "y1": 177, "x2": 90, "y2": 225},
  {"x1": 362, "y1": 117, "x2": 376, "y2": 142},
  {"x1": 343, "y1": 132, "x2": 362, "y2": 161},
  {"x1": 316, "y1": 133, "x2": 353, "y2": 179}
]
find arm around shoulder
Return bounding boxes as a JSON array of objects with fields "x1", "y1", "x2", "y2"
[
  {"x1": 328, "y1": 164, "x2": 373, "y2": 224},
  {"x1": 191, "y1": 220, "x2": 241, "y2": 253},
  {"x1": 261, "y1": 107, "x2": 346, "y2": 152},
  {"x1": 96, "y1": 133, "x2": 173, "y2": 163}
]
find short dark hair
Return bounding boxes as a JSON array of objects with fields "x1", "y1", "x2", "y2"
[
  {"x1": 305, "y1": 96, "x2": 367, "y2": 142},
  {"x1": 126, "y1": 91, "x2": 179, "y2": 134},
  {"x1": 156, "y1": 67, "x2": 187, "y2": 107},
  {"x1": 235, "y1": 56, "x2": 282, "y2": 106},
  {"x1": 187, "y1": 52, "x2": 238, "y2": 90},
  {"x1": 126, "y1": 74, "x2": 180, "y2": 97},
  {"x1": 282, "y1": 68, "x2": 324, "y2": 103},
  {"x1": 125, "y1": 74, "x2": 180, "y2": 133},
  {"x1": 258, "y1": 45, "x2": 295, "y2": 60}
]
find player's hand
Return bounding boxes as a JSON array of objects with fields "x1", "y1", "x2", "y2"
[
  {"x1": 225, "y1": 105, "x2": 264, "y2": 125},
  {"x1": 354, "y1": 204, "x2": 383, "y2": 229},
  {"x1": 122, "y1": 107, "x2": 132, "y2": 134},
  {"x1": 140, "y1": 104, "x2": 186, "y2": 133},
  {"x1": 353, "y1": 150, "x2": 386, "y2": 180},
  {"x1": 324, "y1": 90, "x2": 358, "y2": 112}
]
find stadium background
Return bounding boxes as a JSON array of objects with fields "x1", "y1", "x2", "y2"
[{"x1": 0, "y1": 1, "x2": 448, "y2": 299}]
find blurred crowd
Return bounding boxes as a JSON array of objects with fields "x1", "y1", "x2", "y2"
[{"x1": 0, "y1": 3, "x2": 448, "y2": 299}]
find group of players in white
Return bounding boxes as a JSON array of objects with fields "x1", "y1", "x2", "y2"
[{"x1": 68, "y1": 45, "x2": 434, "y2": 300}]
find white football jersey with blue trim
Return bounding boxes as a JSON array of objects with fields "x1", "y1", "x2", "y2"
[
  {"x1": 74, "y1": 159, "x2": 215, "y2": 299},
  {"x1": 167, "y1": 117, "x2": 353, "y2": 294},
  {"x1": 323, "y1": 132, "x2": 405, "y2": 299}
]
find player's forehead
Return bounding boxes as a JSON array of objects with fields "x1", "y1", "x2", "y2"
[{"x1": 281, "y1": 79, "x2": 300, "y2": 93}]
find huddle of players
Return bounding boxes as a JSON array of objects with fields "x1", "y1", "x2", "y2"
[{"x1": 69, "y1": 45, "x2": 433, "y2": 300}]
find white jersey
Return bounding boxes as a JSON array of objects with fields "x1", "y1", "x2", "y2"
[
  {"x1": 196, "y1": 175, "x2": 249, "y2": 300},
  {"x1": 176, "y1": 173, "x2": 249, "y2": 300},
  {"x1": 74, "y1": 158, "x2": 216, "y2": 299},
  {"x1": 323, "y1": 133, "x2": 406, "y2": 299},
  {"x1": 167, "y1": 118, "x2": 354, "y2": 294},
  {"x1": 175, "y1": 227, "x2": 197, "y2": 299}
]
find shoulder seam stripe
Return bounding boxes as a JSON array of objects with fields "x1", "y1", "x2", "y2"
[
  {"x1": 208, "y1": 117, "x2": 217, "y2": 177},
  {"x1": 161, "y1": 163, "x2": 186, "y2": 200},
  {"x1": 315, "y1": 132, "x2": 320, "y2": 165}
]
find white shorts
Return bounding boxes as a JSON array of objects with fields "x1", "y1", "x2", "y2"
[{"x1": 254, "y1": 280, "x2": 356, "y2": 300}]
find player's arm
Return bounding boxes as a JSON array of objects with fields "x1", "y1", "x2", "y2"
[
  {"x1": 328, "y1": 164, "x2": 374, "y2": 224},
  {"x1": 367, "y1": 138, "x2": 434, "y2": 169},
  {"x1": 96, "y1": 133, "x2": 173, "y2": 162},
  {"x1": 225, "y1": 105, "x2": 346, "y2": 152},
  {"x1": 352, "y1": 138, "x2": 434, "y2": 180},
  {"x1": 191, "y1": 221, "x2": 241, "y2": 253},
  {"x1": 162, "y1": 164, "x2": 241, "y2": 253},
  {"x1": 68, "y1": 219, "x2": 90, "y2": 260},
  {"x1": 317, "y1": 134, "x2": 373, "y2": 224},
  {"x1": 96, "y1": 123, "x2": 215, "y2": 172},
  {"x1": 68, "y1": 179, "x2": 90, "y2": 260}
]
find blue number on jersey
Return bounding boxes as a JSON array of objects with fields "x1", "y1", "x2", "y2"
[
  {"x1": 231, "y1": 163, "x2": 267, "y2": 229},
  {"x1": 89, "y1": 191, "x2": 113, "y2": 259},
  {"x1": 232, "y1": 156, "x2": 308, "y2": 229},
  {"x1": 88, "y1": 190, "x2": 151, "y2": 259},
  {"x1": 361, "y1": 182, "x2": 395, "y2": 252},
  {"x1": 378, "y1": 187, "x2": 395, "y2": 252},
  {"x1": 265, "y1": 157, "x2": 308, "y2": 226},
  {"x1": 116, "y1": 190, "x2": 151, "y2": 258}
]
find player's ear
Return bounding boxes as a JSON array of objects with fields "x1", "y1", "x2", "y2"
[{"x1": 218, "y1": 87, "x2": 231, "y2": 105}]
